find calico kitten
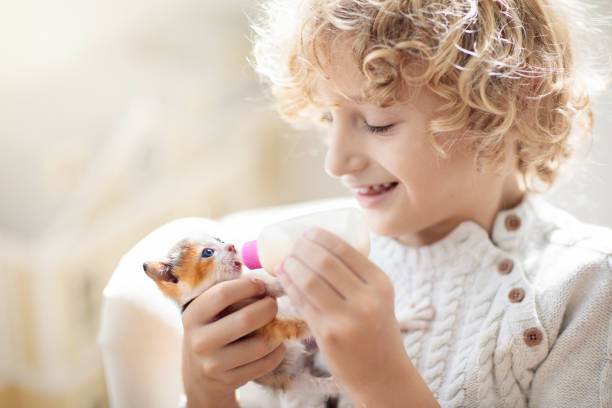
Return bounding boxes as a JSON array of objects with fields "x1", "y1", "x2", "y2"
[{"x1": 143, "y1": 233, "x2": 344, "y2": 408}]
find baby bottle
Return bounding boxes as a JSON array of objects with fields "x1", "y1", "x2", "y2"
[{"x1": 241, "y1": 208, "x2": 371, "y2": 275}]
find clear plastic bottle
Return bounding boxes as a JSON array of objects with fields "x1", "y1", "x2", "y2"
[{"x1": 241, "y1": 208, "x2": 371, "y2": 275}]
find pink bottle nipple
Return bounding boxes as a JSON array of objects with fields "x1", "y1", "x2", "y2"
[{"x1": 241, "y1": 240, "x2": 262, "y2": 270}]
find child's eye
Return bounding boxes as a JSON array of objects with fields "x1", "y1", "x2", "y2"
[
  {"x1": 201, "y1": 248, "x2": 215, "y2": 258},
  {"x1": 366, "y1": 123, "x2": 394, "y2": 134}
]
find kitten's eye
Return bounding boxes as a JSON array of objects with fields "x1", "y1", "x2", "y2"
[{"x1": 201, "y1": 248, "x2": 215, "y2": 258}]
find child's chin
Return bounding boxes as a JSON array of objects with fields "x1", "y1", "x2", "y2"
[{"x1": 363, "y1": 213, "x2": 403, "y2": 238}]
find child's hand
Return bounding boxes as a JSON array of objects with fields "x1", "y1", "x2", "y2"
[
  {"x1": 276, "y1": 228, "x2": 438, "y2": 407},
  {"x1": 181, "y1": 277, "x2": 286, "y2": 408}
]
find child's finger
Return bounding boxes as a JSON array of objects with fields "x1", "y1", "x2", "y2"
[
  {"x1": 199, "y1": 296, "x2": 278, "y2": 349},
  {"x1": 182, "y1": 277, "x2": 266, "y2": 329},
  {"x1": 276, "y1": 263, "x2": 320, "y2": 320},
  {"x1": 292, "y1": 235, "x2": 363, "y2": 296},
  {"x1": 215, "y1": 332, "x2": 283, "y2": 370},
  {"x1": 227, "y1": 341, "x2": 287, "y2": 385},
  {"x1": 282, "y1": 255, "x2": 345, "y2": 309},
  {"x1": 303, "y1": 227, "x2": 377, "y2": 283}
]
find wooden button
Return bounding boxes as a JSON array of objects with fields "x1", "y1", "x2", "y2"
[
  {"x1": 524, "y1": 328, "x2": 543, "y2": 346},
  {"x1": 498, "y1": 259, "x2": 514, "y2": 275},
  {"x1": 508, "y1": 288, "x2": 525, "y2": 303},
  {"x1": 505, "y1": 214, "x2": 521, "y2": 231}
]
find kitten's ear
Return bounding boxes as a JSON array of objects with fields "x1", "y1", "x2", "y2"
[{"x1": 143, "y1": 261, "x2": 178, "y2": 284}]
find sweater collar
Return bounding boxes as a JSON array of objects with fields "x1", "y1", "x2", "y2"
[
  {"x1": 371, "y1": 194, "x2": 538, "y2": 270},
  {"x1": 490, "y1": 194, "x2": 539, "y2": 252}
]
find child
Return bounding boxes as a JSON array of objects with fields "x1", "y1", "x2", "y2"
[{"x1": 180, "y1": 0, "x2": 611, "y2": 406}]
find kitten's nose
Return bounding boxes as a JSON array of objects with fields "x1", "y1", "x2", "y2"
[
  {"x1": 142, "y1": 262, "x2": 148, "y2": 271},
  {"x1": 226, "y1": 244, "x2": 236, "y2": 253}
]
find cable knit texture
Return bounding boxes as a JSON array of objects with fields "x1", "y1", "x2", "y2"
[
  {"x1": 367, "y1": 195, "x2": 612, "y2": 407},
  {"x1": 227, "y1": 195, "x2": 612, "y2": 407}
]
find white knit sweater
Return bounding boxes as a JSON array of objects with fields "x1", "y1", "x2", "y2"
[
  {"x1": 225, "y1": 195, "x2": 612, "y2": 407},
  {"x1": 367, "y1": 194, "x2": 612, "y2": 407}
]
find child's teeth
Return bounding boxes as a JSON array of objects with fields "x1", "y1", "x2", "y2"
[{"x1": 356, "y1": 183, "x2": 397, "y2": 194}]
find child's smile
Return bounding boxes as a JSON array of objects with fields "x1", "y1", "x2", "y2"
[{"x1": 351, "y1": 181, "x2": 399, "y2": 208}]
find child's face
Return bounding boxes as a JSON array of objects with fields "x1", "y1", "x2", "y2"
[{"x1": 313, "y1": 49, "x2": 518, "y2": 246}]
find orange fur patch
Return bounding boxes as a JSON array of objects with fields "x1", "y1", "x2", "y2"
[
  {"x1": 146, "y1": 242, "x2": 217, "y2": 303},
  {"x1": 156, "y1": 281, "x2": 180, "y2": 301},
  {"x1": 257, "y1": 317, "x2": 309, "y2": 340},
  {"x1": 254, "y1": 372, "x2": 293, "y2": 390},
  {"x1": 173, "y1": 244, "x2": 215, "y2": 288}
]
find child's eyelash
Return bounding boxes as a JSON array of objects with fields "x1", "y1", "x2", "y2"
[
  {"x1": 366, "y1": 124, "x2": 394, "y2": 134},
  {"x1": 318, "y1": 113, "x2": 393, "y2": 134}
]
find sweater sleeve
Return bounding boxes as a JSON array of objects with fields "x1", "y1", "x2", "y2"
[{"x1": 528, "y1": 255, "x2": 612, "y2": 408}]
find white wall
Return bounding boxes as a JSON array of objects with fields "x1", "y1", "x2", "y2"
[{"x1": 545, "y1": 90, "x2": 612, "y2": 227}]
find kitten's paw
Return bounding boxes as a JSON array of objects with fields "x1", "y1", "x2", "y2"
[
  {"x1": 244, "y1": 270, "x2": 285, "y2": 297},
  {"x1": 265, "y1": 279, "x2": 285, "y2": 298},
  {"x1": 260, "y1": 317, "x2": 309, "y2": 340}
]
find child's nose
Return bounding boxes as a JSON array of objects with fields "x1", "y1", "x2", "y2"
[{"x1": 324, "y1": 128, "x2": 367, "y2": 177}]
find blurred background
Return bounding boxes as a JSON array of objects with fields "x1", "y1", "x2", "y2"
[{"x1": 0, "y1": 0, "x2": 610, "y2": 406}]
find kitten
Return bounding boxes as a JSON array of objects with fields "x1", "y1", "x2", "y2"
[{"x1": 143, "y1": 233, "x2": 345, "y2": 408}]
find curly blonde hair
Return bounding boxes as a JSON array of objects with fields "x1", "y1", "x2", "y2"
[{"x1": 251, "y1": 0, "x2": 606, "y2": 190}]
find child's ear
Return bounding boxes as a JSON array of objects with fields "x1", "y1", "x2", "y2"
[{"x1": 143, "y1": 261, "x2": 178, "y2": 284}]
